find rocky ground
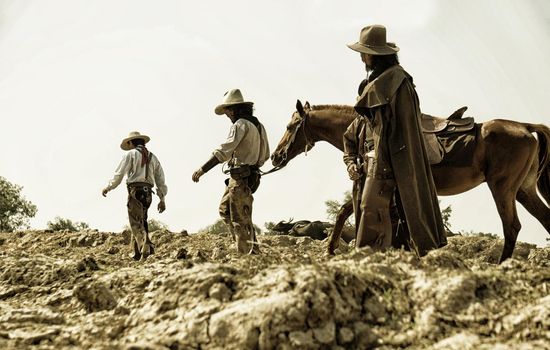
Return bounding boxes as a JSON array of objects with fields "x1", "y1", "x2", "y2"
[{"x1": 0, "y1": 229, "x2": 549, "y2": 350}]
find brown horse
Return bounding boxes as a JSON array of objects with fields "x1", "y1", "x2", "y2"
[{"x1": 271, "y1": 100, "x2": 550, "y2": 263}]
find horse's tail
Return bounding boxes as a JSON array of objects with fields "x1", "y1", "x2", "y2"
[{"x1": 526, "y1": 123, "x2": 550, "y2": 205}]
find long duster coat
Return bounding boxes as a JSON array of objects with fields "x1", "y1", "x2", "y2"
[{"x1": 347, "y1": 64, "x2": 446, "y2": 256}]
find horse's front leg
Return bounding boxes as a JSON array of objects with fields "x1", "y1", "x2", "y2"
[
  {"x1": 487, "y1": 183, "x2": 523, "y2": 263},
  {"x1": 327, "y1": 199, "x2": 354, "y2": 255}
]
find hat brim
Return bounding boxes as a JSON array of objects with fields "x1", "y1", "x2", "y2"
[
  {"x1": 120, "y1": 135, "x2": 150, "y2": 150},
  {"x1": 214, "y1": 101, "x2": 253, "y2": 115},
  {"x1": 347, "y1": 42, "x2": 399, "y2": 55}
]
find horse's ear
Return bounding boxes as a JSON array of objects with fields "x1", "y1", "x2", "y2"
[
  {"x1": 296, "y1": 100, "x2": 305, "y2": 116},
  {"x1": 304, "y1": 101, "x2": 311, "y2": 110}
]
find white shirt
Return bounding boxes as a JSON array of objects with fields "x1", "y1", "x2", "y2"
[
  {"x1": 105, "y1": 148, "x2": 167, "y2": 199},
  {"x1": 213, "y1": 118, "x2": 270, "y2": 167}
]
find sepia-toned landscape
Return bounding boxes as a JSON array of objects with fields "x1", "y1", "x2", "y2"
[{"x1": 1, "y1": 229, "x2": 549, "y2": 349}]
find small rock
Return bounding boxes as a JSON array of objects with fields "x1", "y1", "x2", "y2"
[
  {"x1": 180, "y1": 229, "x2": 189, "y2": 236},
  {"x1": 338, "y1": 327, "x2": 354, "y2": 344},
  {"x1": 124, "y1": 342, "x2": 168, "y2": 350},
  {"x1": 74, "y1": 280, "x2": 117, "y2": 312},
  {"x1": 0, "y1": 286, "x2": 28, "y2": 300},
  {"x1": 0, "y1": 308, "x2": 64, "y2": 324},
  {"x1": 107, "y1": 246, "x2": 119, "y2": 254},
  {"x1": 211, "y1": 247, "x2": 226, "y2": 260},
  {"x1": 432, "y1": 332, "x2": 480, "y2": 350},
  {"x1": 313, "y1": 320, "x2": 336, "y2": 344},
  {"x1": 288, "y1": 330, "x2": 315, "y2": 348},
  {"x1": 192, "y1": 250, "x2": 208, "y2": 263},
  {"x1": 353, "y1": 322, "x2": 378, "y2": 349},
  {"x1": 363, "y1": 297, "x2": 387, "y2": 324},
  {"x1": 173, "y1": 248, "x2": 188, "y2": 260},
  {"x1": 107, "y1": 323, "x2": 126, "y2": 339},
  {"x1": 208, "y1": 283, "x2": 232, "y2": 302},
  {"x1": 18, "y1": 329, "x2": 61, "y2": 345},
  {"x1": 45, "y1": 289, "x2": 73, "y2": 306},
  {"x1": 76, "y1": 257, "x2": 99, "y2": 272},
  {"x1": 114, "y1": 305, "x2": 131, "y2": 315}
]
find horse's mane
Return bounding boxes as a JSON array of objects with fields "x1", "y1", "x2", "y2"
[{"x1": 310, "y1": 104, "x2": 358, "y2": 118}]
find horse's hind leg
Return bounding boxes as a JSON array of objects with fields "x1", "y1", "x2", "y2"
[
  {"x1": 486, "y1": 125, "x2": 538, "y2": 263},
  {"x1": 516, "y1": 160, "x2": 550, "y2": 236}
]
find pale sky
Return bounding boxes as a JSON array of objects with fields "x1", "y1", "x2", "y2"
[{"x1": 1, "y1": 0, "x2": 549, "y2": 246}]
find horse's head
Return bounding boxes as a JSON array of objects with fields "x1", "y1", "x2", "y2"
[{"x1": 271, "y1": 100, "x2": 316, "y2": 167}]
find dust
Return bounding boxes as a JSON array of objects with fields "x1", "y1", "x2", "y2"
[{"x1": 0, "y1": 230, "x2": 549, "y2": 349}]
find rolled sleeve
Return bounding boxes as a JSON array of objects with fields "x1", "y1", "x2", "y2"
[
  {"x1": 106, "y1": 153, "x2": 131, "y2": 191},
  {"x1": 213, "y1": 123, "x2": 246, "y2": 162},
  {"x1": 343, "y1": 119, "x2": 360, "y2": 168},
  {"x1": 153, "y1": 159, "x2": 168, "y2": 200}
]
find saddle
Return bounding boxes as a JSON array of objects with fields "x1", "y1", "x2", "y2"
[
  {"x1": 420, "y1": 106, "x2": 475, "y2": 164},
  {"x1": 421, "y1": 106, "x2": 474, "y2": 133}
]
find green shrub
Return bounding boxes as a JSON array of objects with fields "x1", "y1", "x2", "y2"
[
  {"x1": 0, "y1": 177, "x2": 37, "y2": 232},
  {"x1": 122, "y1": 218, "x2": 169, "y2": 233},
  {"x1": 47, "y1": 216, "x2": 90, "y2": 232},
  {"x1": 200, "y1": 219, "x2": 261, "y2": 235}
]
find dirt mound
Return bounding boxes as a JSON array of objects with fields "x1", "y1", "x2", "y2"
[{"x1": 0, "y1": 230, "x2": 548, "y2": 349}]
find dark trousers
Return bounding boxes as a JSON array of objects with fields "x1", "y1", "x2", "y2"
[{"x1": 127, "y1": 183, "x2": 153, "y2": 260}]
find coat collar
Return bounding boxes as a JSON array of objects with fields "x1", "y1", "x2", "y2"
[{"x1": 356, "y1": 65, "x2": 412, "y2": 108}]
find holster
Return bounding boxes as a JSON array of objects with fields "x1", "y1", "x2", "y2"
[
  {"x1": 229, "y1": 165, "x2": 251, "y2": 179},
  {"x1": 228, "y1": 165, "x2": 261, "y2": 194},
  {"x1": 127, "y1": 182, "x2": 154, "y2": 194}
]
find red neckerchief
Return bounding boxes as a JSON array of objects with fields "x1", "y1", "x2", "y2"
[{"x1": 135, "y1": 145, "x2": 149, "y2": 167}]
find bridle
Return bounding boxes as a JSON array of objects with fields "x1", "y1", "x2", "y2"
[{"x1": 262, "y1": 110, "x2": 316, "y2": 175}]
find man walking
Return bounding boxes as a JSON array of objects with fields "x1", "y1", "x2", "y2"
[
  {"x1": 344, "y1": 25, "x2": 446, "y2": 256},
  {"x1": 192, "y1": 89, "x2": 270, "y2": 254},
  {"x1": 102, "y1": 131, "x2": 167, "y2": 261}
]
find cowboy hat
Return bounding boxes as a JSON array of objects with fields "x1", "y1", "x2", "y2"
[
  {"x1": 214, "y1": 89, "x2": 253, "y2": 115},
  {"x1": 120, "y1": 131, "x2": 150, "y2": 151},
  {"x1": 347, "y1": 25, "x2": 399, "y2": 55}
]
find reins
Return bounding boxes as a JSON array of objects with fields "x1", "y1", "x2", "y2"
[{"x1": 262, "y1": 111, "x2": 315, "y2": 176}]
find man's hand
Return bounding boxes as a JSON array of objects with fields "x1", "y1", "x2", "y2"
[
  {"x1": 192, "y1": 168, "x2": 205, "y2": 183},
  {"x1": 347, "y1": 164, "x2": 361, "y2": 181},
  {"x1": 102, "y1": 188, "x2": 109, "y2": 197},
  {"x1": 158, "y1": 200, "x2": 166, "y2": 213}
]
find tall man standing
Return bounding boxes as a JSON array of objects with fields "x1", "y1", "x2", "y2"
[
  {"x1": 344, "y1": 25, "x2": 446, "y2": 256},
  {"x1": 102, "y1": 131, "x2": 167, "y2": 261},
  {"x1": 192, "y1": 89, "x2": 270, "y2": 254}
]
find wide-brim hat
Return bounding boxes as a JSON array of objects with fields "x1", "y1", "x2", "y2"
[
  {"x1": 347, "y1": 24, "x2": 399, "y2": 55},
  {"x1": 214, "y1": 89, "x2": 253, "y2": 115},
  {"x1": 120, "y1": 131, "x2": 150, "y2": 151}
]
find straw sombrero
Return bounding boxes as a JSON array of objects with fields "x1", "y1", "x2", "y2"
[
  {"x1": 214, "y1": 89, "x2": 253, "y2": 115},
  {"x1": 120, "y1": 131, "x2": 150, "y2": 151}
]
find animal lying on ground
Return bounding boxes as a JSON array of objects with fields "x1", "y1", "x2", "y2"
[
  {"x1": 269, "y1": 219, "x2": 355, "y2": 243},
  {"x1": 269, "y1": 219, "x2": 333, "y2": 240}
]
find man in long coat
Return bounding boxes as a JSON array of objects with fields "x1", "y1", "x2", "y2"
[{"x1": 344, "y1": 25, "x2": 446, "y2": 256}]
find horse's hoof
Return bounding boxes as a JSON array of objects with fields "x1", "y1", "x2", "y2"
[{"x1": 140, "y1": 244, "x2": 154, "y2": 261}]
